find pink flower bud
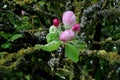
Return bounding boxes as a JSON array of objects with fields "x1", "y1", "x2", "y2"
[
  {"x1": 60, "y1": 30, "x2": 75, "y2": 42},
  {"x1": 62, "y1": 11, "x2": 76, "y2": 26},
  {"x1": 72, "y1": 24, "x2": 80, "y2": 32},
  {"x1": 21, "y1": 10, "x2": 26, "y2": 15},
  {"x1": 52, "y1": 18, "x2": 60, "y2": 27}
]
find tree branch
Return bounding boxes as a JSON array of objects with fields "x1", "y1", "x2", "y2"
[{"x1": 80, "y1": 49, "x2": 120, "y2": 65}]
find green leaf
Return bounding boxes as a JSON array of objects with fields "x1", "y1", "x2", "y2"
[
  {"x1": 72, "y1": 40, "x2": 87, "y2": 49},
  {"x1": 0, "y1": 52, "x2": 3, "y2": 58},
  {"x1": 35, "y1": 41, "x2": 61, "y2": 52},
  {"x1": 77, "y1": 41, "x2": 87, "y2": 49},
  {"x1": 65, "y1": 43, "x2": 79, "y2": 63},
  {"x1": 1, "y1": 43, "x2": 11, "y2": 49},
  {"x1": 46, "y1": 33, "x2": 59, "y2": 42},
  {"x1": 10, "y1": 34, "x2": 23, "y2": 42},
  {"x1": 25, "y1": 74, "x2": 31, "y2": 80}
]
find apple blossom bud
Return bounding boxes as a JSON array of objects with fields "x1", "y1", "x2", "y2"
[
  {"x1": 21, "y1": 10, "x2": 26, "y2": 15},
  {"x1": 60, "y1": 30, "x2": 75, "y2": 42},
  {"x1": 62, "y1": 11, "x2": 76, "y2": 27},
  {"x1": 72, "y1": 24, "x2": 80, "y2": 32},
  {"x1": 52, "y1": 18, "x2": 60, "y2": 27}
]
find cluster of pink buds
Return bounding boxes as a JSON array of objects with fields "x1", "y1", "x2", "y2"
[{"x1": 52, "y1": 11, "x2": 81, "y2": 42}]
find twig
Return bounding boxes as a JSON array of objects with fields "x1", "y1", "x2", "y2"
[
  {"x1": 106, "y1": 65, "x2": 120, "y2": 80},
  {"x1": 81, "y1": 0, "x2": 105, "y2": 28},
  {"x1": 98, "y1": 7, "x2": 120, "y2": 18},
  {"x1": 80, "y1": 50, "x2": 120, "y2": 65},
  {"x1": 93, "y1": 38, "x2": 120, "y2": 45},
  {"x1": 83, "y1": 0, "x2": 104, "y2": 15}
]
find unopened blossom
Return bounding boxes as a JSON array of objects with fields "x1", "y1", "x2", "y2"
[
  {"x1": 52, "y1": 18, "x2": 60, "y2": 27},
  {"x1": 60, "y1": 30, "x2": 75, "y2": 42},
  {"x1": 72, "y1": 24, "x2": 80, "y2": 32},
  {"x1": 21, "y1": 10, "x2": 26, "y2": 15},
  {"x1": 62, "y1": 11, "x2": 76, "y2": 27}
]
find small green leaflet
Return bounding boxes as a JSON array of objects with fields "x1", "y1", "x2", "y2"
[
  {"x1": 46, "y1": 33, "x2": 59, "y2": 42},
  {"x1": 73, "y1": 40, "x2": 87, "y2": 49},
  {"x1": 65, "y1": 43, "x2": 79, "y2": 63},
  {"x1": 10, "y1": 34, "x2": 23, "y2": 42},
  {"x1": 35, "y1": 41, "x2": 61, "y2": 52},
  {"x1": 1, "y1": 43, "x2": 11, "y2": 49}
]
